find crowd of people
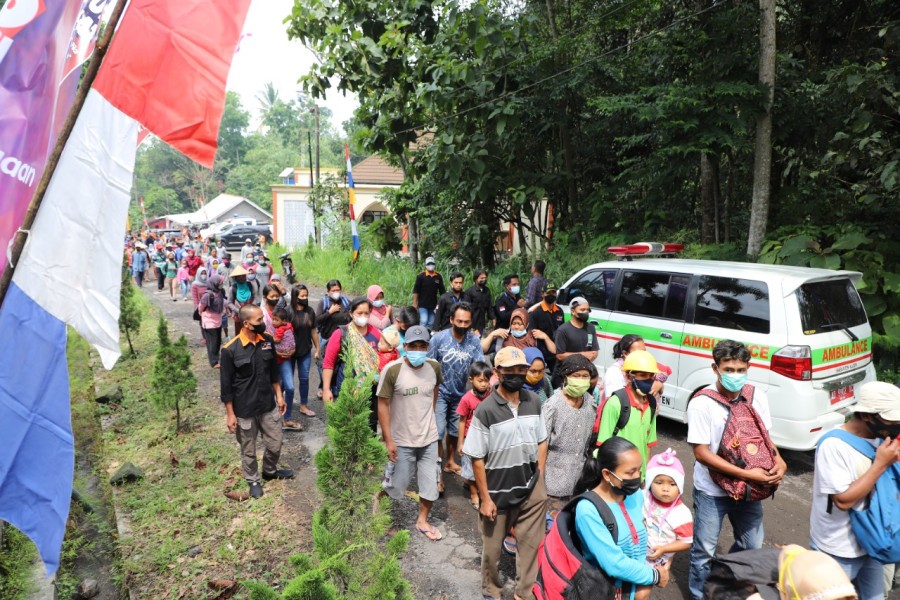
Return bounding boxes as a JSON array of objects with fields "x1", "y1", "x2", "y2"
[{"x1": 123, "y1": 234, "x2": 900, "y2": 600}]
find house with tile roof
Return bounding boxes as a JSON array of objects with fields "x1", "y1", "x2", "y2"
[{"x1": 271, "y1": 155, "x2": 401, "y2": 248}]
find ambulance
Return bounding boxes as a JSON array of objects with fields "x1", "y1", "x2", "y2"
[{"x1": 555, "y1": 243, "x2": 877, "y2": 450}]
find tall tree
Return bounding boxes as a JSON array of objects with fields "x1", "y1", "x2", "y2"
[{"x1": 746, "y1": 0, "x2": 776, "y2": 256}]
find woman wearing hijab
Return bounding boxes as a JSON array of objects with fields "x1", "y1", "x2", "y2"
[
  {"x1": 191, "y1": 266, "x2": 209, "y2": 309},
  {"x1": 225, "y1": 265, "x2": 259, "y2": 330},
  {"x1": 522, "y1": 346, "x2": 553, "y2": 404},
  {"x1": 198, "y1": 275, "x2": 226, "y2": 368},
  {"x1": 481, "y1": 307, "x2": 557, "y2": 355},
  {"x1": 366, "y1": 284, "x2": 393, "y2": 330}
]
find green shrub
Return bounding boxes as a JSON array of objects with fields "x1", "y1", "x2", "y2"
[{"x1": 150, "y1": 315, "x2": 197, "y2": 433}]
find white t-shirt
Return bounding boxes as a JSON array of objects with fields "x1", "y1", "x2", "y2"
[
  {"x1": 809, "y1": 433, "x2": 876, "y2": 558},
  {"x1": 602, "y1": 362, "x2": 626, "y2": 400},
  {"x1": 686, "y1": 384, "x2": 773, "y2": 497}
]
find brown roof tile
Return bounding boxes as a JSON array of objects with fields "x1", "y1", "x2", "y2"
[{"x1": 352, "y1": 155, "x2": 404, "y2": 185}]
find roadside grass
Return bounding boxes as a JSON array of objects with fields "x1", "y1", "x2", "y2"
[
  {"x1": 0, "y1": 526, "x2": 36, "y2": 600},
  {"x1": 57, "y1": 329, "x2": 123, "y2": 598},
  {"x1": 92, "y1": 290, "x2": 307, "y2": 599}
]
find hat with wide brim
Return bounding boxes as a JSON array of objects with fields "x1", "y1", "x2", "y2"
[
  {"x1": 855, "y1": 381, "x2": 900, "y2": 421},
  {"x1": 229, "y1": 265, "x2": 250, "y2": 277}
]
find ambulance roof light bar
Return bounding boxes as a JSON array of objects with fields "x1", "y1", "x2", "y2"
[{"x1": 607, "y1": 242, "x2": 684, "y2": 261}]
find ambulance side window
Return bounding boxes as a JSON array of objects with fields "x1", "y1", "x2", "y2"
[
  {"x1": 568, "y1": 269, "x2": 617, "y2": 310},
  {"x1": 618, "y1": 271, "x2": 687, "y2": 320},
  {"x1": 694, "y1": 276, "x2": 770, "y2": 334}
]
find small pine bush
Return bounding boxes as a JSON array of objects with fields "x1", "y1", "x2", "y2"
[
  {"x1": 119, "y1": 258, "x2": 142, "y2": 356},
  {"x1": 245, "y1": 340, "x2": 411, "y2": 599},
  {"x1": 150, "y1": 315, "x2": 197, "y2": 433}
]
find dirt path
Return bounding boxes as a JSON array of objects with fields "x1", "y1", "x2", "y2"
[{"x1": 143, "y1": 280, "x2": 820, "y2": 600}]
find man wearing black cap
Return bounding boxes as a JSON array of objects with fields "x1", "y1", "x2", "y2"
[
  {"x1": 528, "y1": 282, "x2": 564, "y2": 371},
  {"x1": 375, "y1": 325, "x2": 444, "y2": 541},
  {"x1": 412, "y1": 256, "x2": 445, "y2": 330}
]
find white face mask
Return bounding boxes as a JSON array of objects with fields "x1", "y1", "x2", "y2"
[
  {"x1": 425, "y1": 264, "x2": 435, "y2": 272},
  {"x1": 353, "y1": 316, "x2": 369, "y2": 328},
  {"x1": 330, "y1": 292, "x2": 341, "y2": 301}
]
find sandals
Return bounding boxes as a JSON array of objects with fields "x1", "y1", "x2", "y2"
[
  {"x1": 416, "y1": 525, "x2": 442, "y2": 541},
  {"x1": 282, "y1": 420, "x2": 303, "y2": 431},
  {"x1": 443, "y1": 463, "x2": 462, "y2": 476},
  {"x1": 503, "y1": 534, "x2": 517, "y2": 555},
  {"x1": 469, "y1": 497, "x2": 481, "y2": 511},
  {"x1": 298, "y1": 406, "x2": 316, "y2": 417}
]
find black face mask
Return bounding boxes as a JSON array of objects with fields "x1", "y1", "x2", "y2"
[
  {"x1": 266, "y1": 297, "x2": 278, "y2": 306},
  {"x1": 865, "y1": 416, "x2": 900, "y2": 439},
  {"x1": 607, "y1": 470, "x2": 642, "y2": 496},
  {"x1": 297, "y1": 298, "x2": 309, "y2": 307},
  {"x1": 571, "y1": 312, "x2": 589, "y2": 322},
  {"x1": 545, "y1": 295, "x2": 556, "y2": 305},
  {"x1": 500, "y1": 373, "x2": 526, "y2": 392},
  {"x1": 251, "y1": 322, "x2": 266, "y2": 335},
  {"x1": 477, "y1": 279, "x2": 487, "y2": 287},
  {"x1": 453, "y1": 325, "x2": 469, "y2": 337}
]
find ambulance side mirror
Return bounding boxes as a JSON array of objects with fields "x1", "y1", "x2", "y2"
[{"x1": 556, "y1": 288, "x2": 570, "y2": 305}]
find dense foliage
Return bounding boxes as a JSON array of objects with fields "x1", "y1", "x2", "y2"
[
  {"x1": 285, "y1": 0, "x2": 898, "y2": 266},
  {"x1": 131, "y1": 90, "x2": 363, "y2": 223}
]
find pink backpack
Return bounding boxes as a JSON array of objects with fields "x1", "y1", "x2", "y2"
[{"x1": 692, "y1": 385, "x2": 779, "y2": 501}]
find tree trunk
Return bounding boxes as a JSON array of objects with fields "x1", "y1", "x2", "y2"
[
  {"x1": 175, "y1": 400, "x2": 181, "y2": 434},
  {"x1": 125, "y1": 327, "x2": 134, "y2": 356},
  {"x1": 545, "y1": 0, "x2": 578, "y2": 243},
  {"x1": 700, "y1": 153, "x2": 720, "y2": 244},
  {"x1": 747, "y1": 0, "x2": 776, "y2": 256},
  {"x1": 724, "y1": 150, "x2": 734, "y2": 243},
  {"x1": 407, "y1": 215, "x2": 418, "y2": 265}
]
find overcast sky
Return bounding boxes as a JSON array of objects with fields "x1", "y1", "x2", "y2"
[{"x1": 226, "y1": 0, "x2": 360, "y2": 134}]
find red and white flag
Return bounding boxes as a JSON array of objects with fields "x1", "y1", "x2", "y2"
[{"x1": 11, "y1": 0, "x2": 251, "y2": 368}]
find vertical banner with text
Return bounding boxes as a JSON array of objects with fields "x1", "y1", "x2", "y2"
[{"x1": 0, "y1": 0, "x2": 111, "y2": 276}]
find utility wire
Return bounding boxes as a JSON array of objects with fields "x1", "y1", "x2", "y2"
[{"x1": 394, "y1": 1, "x2": 725, "y2": 138}]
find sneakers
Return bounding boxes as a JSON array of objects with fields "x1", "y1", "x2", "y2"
[
  {"x1": 262, "y1": 468, "x2": 295, "y2": 481},
  {"x1": 248, "y1": 482, "x2": 263, "y2": 498}
]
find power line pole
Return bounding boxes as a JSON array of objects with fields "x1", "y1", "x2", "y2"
[{"x1": 309, "y1": 105, "x2": 320, "y2": 185}]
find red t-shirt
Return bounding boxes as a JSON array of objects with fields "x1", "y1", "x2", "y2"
[{"x1": 456, "y1": 390, "x2": 487, "y2": 441}]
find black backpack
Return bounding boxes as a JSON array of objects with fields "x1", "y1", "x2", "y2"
[{"x1": 702, "y1": 548, "x2": 781, "y2": 600}]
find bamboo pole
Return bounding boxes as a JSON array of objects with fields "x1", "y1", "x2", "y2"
[{"x1": 0, "y1": 0, "x2": 130, "y2": 307}]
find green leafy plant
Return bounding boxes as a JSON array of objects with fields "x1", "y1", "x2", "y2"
[
  {"x1": 119, "y1": 257, "x2": 143, "y2": 356},
  {"x1": 150, "y1": 315, "x2": 197, "y2": 433},
  {"x1": 0, "y1": 525, "x2": 37, "y2": 600},
  {"x1": 245, "y1": 339, "x2": 411, "y2": 599}
]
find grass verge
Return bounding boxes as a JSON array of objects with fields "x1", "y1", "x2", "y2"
[
  {"x1": 93, "y1": 290, "x2": 307, "y2": 598},
  {"x1": 0, "y1": 526, "x2": 36, "y2": 600}
]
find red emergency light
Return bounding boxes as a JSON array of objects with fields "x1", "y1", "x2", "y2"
[{"x1": 607, "y1": 242, "x2": 684, "y2": 259}]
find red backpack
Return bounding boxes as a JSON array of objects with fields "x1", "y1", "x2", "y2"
[
  {"x1": 533, "y1": 491, "x2": 621, "y2": 600},
  {"x1": 692, "y1": 385, "x2": 779, "y2": 501}
]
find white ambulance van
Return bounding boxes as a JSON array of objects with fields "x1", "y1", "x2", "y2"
[{"x1": 555, "y1": 244, "x2": 877, "y2": 451}]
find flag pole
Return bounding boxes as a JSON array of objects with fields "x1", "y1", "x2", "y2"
[{"x1": 0, "y1": 0, "x2": 131, "y2": 308}]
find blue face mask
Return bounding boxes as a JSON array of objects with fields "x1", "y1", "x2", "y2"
[
  {"x1": 632, "y1": 377, "x2": 654, "y2": 396},
  {"x1": 247, "y1": 274, "x2": 256, "y2": 281},
  {"x1": 510, "y1": 285, "x2": 520, "y2": 295},
  {"x1": 511, "y1": 329, "x2": 527, "y2": 338},
  {"x1": 373, "y1": 300, "x2": 384, "y2": 308},
  {"x1": 407, "y1": 351, "x2": 427, "y2": 367},
  {"x1": 720, "y1": 371, "x2": 748, "y2": 393}
]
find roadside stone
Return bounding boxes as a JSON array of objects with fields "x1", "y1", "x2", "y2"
[
  {"x1": 77, "y1": 578, "x2": 100, "y2": 598},
  {"x1": 109, "y1": 462, "x2": 144, "y2": 486},
  {"x1": 94, "y1": 384, "x2": 123, "y2": 405},
  {"x1": 187, "y1": 545, "x2": 202, "y2": 557}
]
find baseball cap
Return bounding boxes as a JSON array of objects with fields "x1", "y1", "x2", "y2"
[
  {"x1": 542, "y1": 282, "x2": 558, "y2": 293},
  {"x1": 494, "y1": 346, "x2": 529, "y2": 368},
  {"x1": 424, "y1": 256, "x2": 436, "y2": 265},
  {"x1": 404, "y1": 325, "x2": 431, "y2": 344},
  {"x1": 855, "y1": 382, "x2": 900, "y2": 421},
  {"x1": 380, "y1": 328, "x2": 401, "y2": 349},
  {"x1": 569, "y1": 296, "x2": 588, "y2": 309}
]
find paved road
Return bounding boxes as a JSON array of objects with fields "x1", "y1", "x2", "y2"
[{"x1": 143, "y1": 279, "x2": 820, "y2": 600}]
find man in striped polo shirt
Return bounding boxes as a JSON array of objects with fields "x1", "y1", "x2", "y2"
[{"x1": 463, "y1": 346, "x2": 548, "y2": 600}]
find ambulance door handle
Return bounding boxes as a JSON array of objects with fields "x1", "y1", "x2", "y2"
[
  {"x1": 590, "y1": 320, "x2": 601, "y2": 329},
  {"x1": 660, "y1": 332, "x2": 672, "y2": 339}
]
